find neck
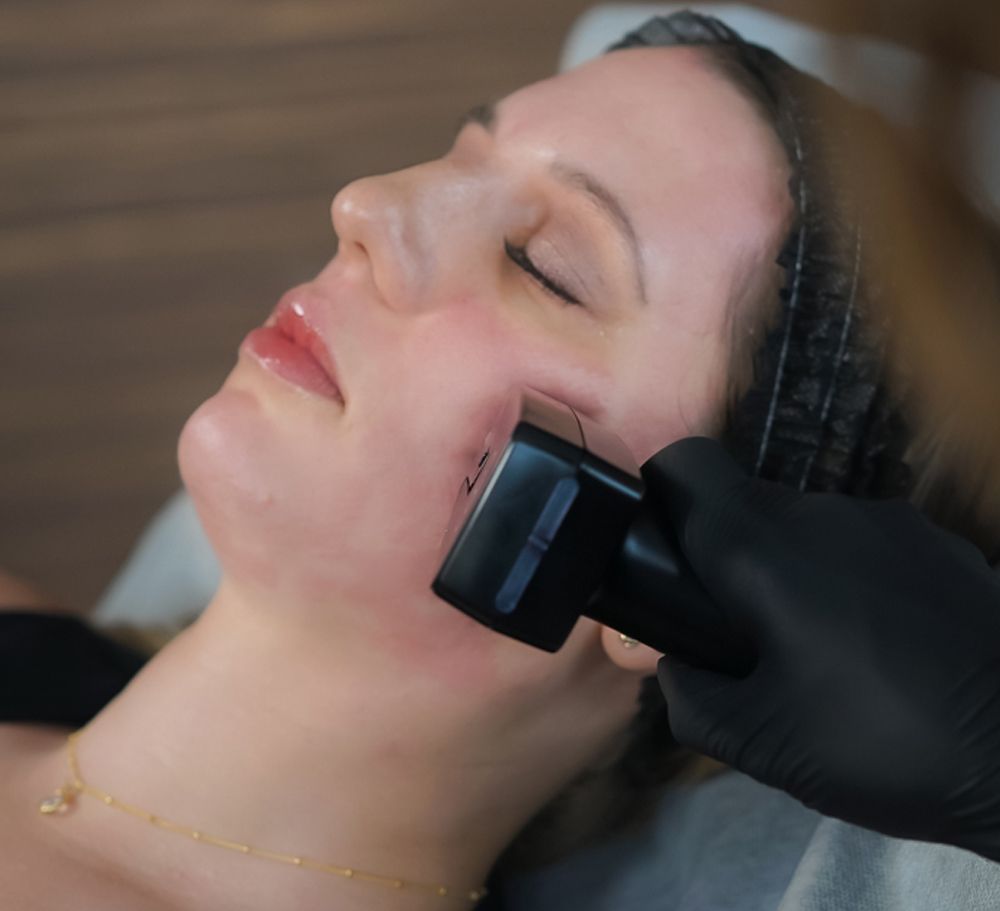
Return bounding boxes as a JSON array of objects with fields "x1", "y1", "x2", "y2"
[{"x1": 29, "y1": 580, "x2": 638, "y2": 911}]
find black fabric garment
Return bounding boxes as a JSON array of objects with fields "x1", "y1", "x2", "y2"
[
  {"x1": 0, "y1": 609, "x2": 149, "y2": 727},
  {"x1": 0, "y1": 609, "x2": 508, "y2": 908}
]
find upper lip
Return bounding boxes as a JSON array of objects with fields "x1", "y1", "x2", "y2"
[{"x1": 265, "y1": 286, "x2": 345, "y2": 402}]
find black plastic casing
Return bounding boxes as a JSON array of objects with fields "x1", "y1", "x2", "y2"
[
  {"x1": 432, "y1": 388, "x2": 642, "y2": 652},
  {"x1": 432, "y1": 386, "x2": 756, "y2": 676}
]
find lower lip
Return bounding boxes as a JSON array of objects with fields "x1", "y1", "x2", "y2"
[{"x1": 240, "y1": 327, "x2": 344, "y2": 402}]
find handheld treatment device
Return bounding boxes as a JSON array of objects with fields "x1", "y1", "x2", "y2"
[{"x1": 432, "y1": 386, "x2": 755, "y2": 677}]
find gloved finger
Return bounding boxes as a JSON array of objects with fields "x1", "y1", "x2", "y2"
[
  {"x1": 641, "y1": 438, "x2": 777, "y2": 635},
  {"x1": 657, "y1": 652, "x2": 776, "y2": 775},
  {"x1": 641, "y1": 437, "x2": 749, "y2": 551}
]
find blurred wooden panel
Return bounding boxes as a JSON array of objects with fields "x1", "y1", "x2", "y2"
[
  {"x1": 6, "y1": 0, "x2": 974, "y2": 613},
  {"x1": 0, "y1": 0, "x2": 594, "y2": 611}
]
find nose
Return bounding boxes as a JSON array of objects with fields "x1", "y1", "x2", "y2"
[
  {"x1": 330, "y1": 163, "x2": 506, "y2": 313},
  {"x1": 331, "y1": 172, "x2": 428, "y2": 311}
]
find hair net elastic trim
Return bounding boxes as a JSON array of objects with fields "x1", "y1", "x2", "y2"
[{"x1": 756, "y1": 128, "x2": 807, "y2": 479}]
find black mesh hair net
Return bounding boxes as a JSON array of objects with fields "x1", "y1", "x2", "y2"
[{"x1": 606, "y1": 11, "x2": 913, "y2": 497}]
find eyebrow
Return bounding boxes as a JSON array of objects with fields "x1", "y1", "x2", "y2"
[{"x1": 456, "y1": 101, "x2": 648, "y2": 308}]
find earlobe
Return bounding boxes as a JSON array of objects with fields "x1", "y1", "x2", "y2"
[{"x1": 599, "y1": 624, "x2": 663, "y2": 673}]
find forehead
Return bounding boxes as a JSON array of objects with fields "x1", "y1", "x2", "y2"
[{"x1": 497, "y1": 46, "x2": 791, "y2": 310}]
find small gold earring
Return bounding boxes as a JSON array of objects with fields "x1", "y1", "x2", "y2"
[{"x1": 618, "y1": 633, "x2": 639, "y2": 649}]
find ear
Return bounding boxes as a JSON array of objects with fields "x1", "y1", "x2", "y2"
[{"x1": 599, "y1": 624, "x2": 663, "y2": 673}]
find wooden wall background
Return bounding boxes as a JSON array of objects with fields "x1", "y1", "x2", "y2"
[
  {"x1": 0, "y1": 0, "x2": 599, "y2": 611},
  {"x1": 3, "y1": 1, "x2": 991, "y2": 612}
]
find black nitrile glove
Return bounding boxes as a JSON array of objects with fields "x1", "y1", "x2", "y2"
[{"x1": 644, "y1": 436, "x2": 1000, "y2": 862}]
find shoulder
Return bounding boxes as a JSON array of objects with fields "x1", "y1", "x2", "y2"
[
  {"x1": 0, "y1": 722, "x2": 65, "y2": 754},
  {"x1": 0, "y1": 725, "x2": 175, "y2": 910},
  {"x1": 0, "y1": 722, "x2": 72, "y2": 803},
  {"x1": 0, "y1": 567, "x2": 62, "y2": 612},
  {"x1": 0, "y1": 723, "x2": 69, "y2": 906}
]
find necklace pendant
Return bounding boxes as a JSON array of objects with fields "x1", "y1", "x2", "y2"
[{"x1": 39, "y1": 783, "x2": 79, "y2": 816}]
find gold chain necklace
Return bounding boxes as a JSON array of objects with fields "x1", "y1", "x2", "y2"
[{"x1": 39, "y1": 731, "x2": 488, "y2": 904}]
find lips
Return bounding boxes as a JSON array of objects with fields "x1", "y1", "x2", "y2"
[{"x1": 241, "y1": 287, "x2": 345, "y2": 404}]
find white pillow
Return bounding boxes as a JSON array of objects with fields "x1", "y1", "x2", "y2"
[{"x1": 92, "y1": 490, "x2": 219, "y2": 628}]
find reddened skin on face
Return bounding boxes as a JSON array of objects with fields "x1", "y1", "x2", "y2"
[{"x1": 178, "y1": 44, "x2": 791, "y2": 691}]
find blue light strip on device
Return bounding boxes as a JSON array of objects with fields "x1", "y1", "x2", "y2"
[{"x1": 494, "y1": 475, "x2": 580, "y2": 615}]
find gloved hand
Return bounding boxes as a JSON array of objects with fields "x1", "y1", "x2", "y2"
[{"x1": 643, "y1": 436, "x2": 1000, "y2": 862}]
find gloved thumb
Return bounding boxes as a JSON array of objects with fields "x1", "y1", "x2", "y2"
[
  {"x1": 642, "y1": 437, "x2": 748, "y2": 531},
  {"x1": 641, "y1": 437, "x2": 753, "y2": 583},
  {"x1": 642, "y1": 437, "x2": 802, "y2": 640}
]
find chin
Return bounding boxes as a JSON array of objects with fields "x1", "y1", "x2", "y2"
[
  {"x1": 179, "y1": 385, "x2": 276, "y2": 504},
  {"x1": 175, "y1": 380, "x2": 406, "y2": 611},
  {"x1": 175, "y1": 364, "x2": 486, "y2": 628},
  {"x1": 177, "y1": 383, "x2": 289, "y2": 589}
]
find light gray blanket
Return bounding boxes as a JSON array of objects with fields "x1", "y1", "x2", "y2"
[{"x1": 503, "y1": 769, "x2": 1000, "y2": 910}]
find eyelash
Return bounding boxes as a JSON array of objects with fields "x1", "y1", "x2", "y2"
[{"x1": 504, "y1": 239, "x2": 582, "y2": 307}]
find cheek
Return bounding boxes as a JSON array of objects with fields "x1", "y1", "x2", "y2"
[
  {"x1": 355, "y1": 302, "x2": 539, "y2": 550},
  {"x1": 602, "y1": 324, "x2": 729, "y2": 466},
  {"x1": 175, "y1": 299, "x2": 653, "y2": 694},
  {"x1": 177, "y1": 300, "x2": 541, "y2": 611}
]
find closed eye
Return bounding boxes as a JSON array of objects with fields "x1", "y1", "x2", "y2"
[{"x1": 504, "y1": 239, "x2": 582, "y2": 307}]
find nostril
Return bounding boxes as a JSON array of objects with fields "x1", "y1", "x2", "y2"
[
  {"x1": 337, "y1": 237, "x2": 369, "y2": 265},
  {"x1": 334, "y1": 237, "x2": 388, "y2": 309}
]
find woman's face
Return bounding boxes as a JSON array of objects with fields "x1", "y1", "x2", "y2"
[{"x1": 178, "y1": 46, "x2": 791, "y2": 689}]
